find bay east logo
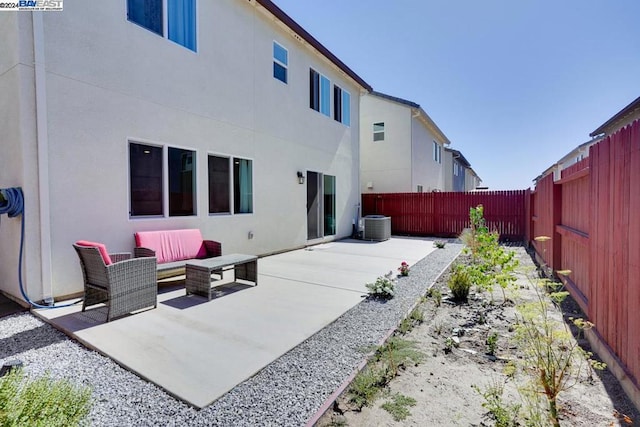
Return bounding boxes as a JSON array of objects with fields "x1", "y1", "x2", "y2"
[{"x1": 0, "y1": 0, "x2": 63, "y2": 11}]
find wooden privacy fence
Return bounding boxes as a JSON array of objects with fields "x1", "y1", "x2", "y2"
[
  {"x1": 529, "y1": 119, "x2": 640, "y2": 407},
  {"x1": 361, "y1": 190, "x2": 527, "y2": 241}
]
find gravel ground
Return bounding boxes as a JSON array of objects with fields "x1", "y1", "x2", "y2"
[{"x1": 0, "y1": 242, "x2": 462, "y2": 426}]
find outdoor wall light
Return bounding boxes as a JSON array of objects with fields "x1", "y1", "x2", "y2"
[{"x1": 297, "y1": 171, "x2": 305, "y2": 184}]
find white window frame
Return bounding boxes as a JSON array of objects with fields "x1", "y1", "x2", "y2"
[
  {"x1": 207, "y1": 152, "x2": 254, "y2": 216},
  {"x1": 373, "y1": 122, "x2": 385, "y2": 141},
  {"x1": 128, "y1": 139, "x2": 198, "y2": 219},
  {"x1": 273, "y1": 40, "x2": 288, "y2": 84},
  {"x1": 433, "y1": 141, "x2": 442, "y2": 164}
]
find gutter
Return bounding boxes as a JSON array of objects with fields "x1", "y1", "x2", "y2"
[{"x1": 32, "y1": 12, "x2": 53, "y2": 304}]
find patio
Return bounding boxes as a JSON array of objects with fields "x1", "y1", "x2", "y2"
[{"x1": 34, "y1": 237, "x2": 438, "y2": 409}]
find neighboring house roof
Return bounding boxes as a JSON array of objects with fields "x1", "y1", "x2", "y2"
[
  {"x1": 369, "y1": 91, "x2": 451, "y2": 145},
  {"x1": 445, "y1": 148, "x2": 471, "y2": 168},
  {"x1": 590, "y1": 95, "x2": 640, "y2": 137},
  {"x1": 255, "y1": 0, "x2": 372, "y2": 92},
  {"x1": 536, "y1": 136, "x2": 603, "y2": 182}
]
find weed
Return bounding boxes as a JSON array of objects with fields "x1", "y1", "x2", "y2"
[
  {"x1": 347, "y1": 366, "x2": 386, "y2": 410},
  {"x1": 486, "y1": 332, "x2": 499, "y2": 356},
  {"x1": 381, "y1": 393, "x2": 417, "y2": 422},
  {"x1": 427, "y1": 287, "x2": 442, "y2": 307},
  {"x1": 448, "y1": 265, "x2": 472, "y2": 301},
  {"x1": 0, "y1": 369, "x2": 92, "y2": 427},
  {"x1": 409, "y1": 307, "x2": 424, "y2": 323},
  {"x1": 398, "y1": 317, "x2": 413, "y2": 335},
  {"x1": 434, "y1": 241, "x2": 446, "y2": 249},
  {"x1": 433, "y1": 321, "x2": 444, "y2": 335},
  {"x1": 374, "y1": 338, "x2": 424, "y2": 377},
  {"x1": 472, "y1": 378, "x2": 520, "y2": 427},
  {"x1": 444, "y1": 337, "x2": 458, "y2": 353},
  {"x1": 366, "y1": 276, "x2": 395, "y2": 299},
  {"x1": 513, "y1": 255, "x2": 606, "y2": 427}
]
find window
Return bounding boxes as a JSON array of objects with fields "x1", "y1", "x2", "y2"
[
  {"x1": 453, "y1": 162, "x2": 459, "y2": 176},
  {"x1": 433, "y1": 141, "x2": 442, "y2": 164},
  {"x1": 208, "y1": 155, "x2": 230, "y2": 214},
  {"x1": 168, "y1": 147, "x2": 196, "y2": 216},
  {"x1": 373, "y1": 122, "x2": 385, "y2": 141},
  {"x1": 417, "y1": 185, "x2": 423, "y2": 193},
  {"x1": 208, "y1": 155, "x2": 253, "y2": 215},
  {"x1": 130, "y1": 142, "x2": 163, "y2": 216},
  {"x1": 129, "y1": 142, "x2": 196, "y2": 217},
  {"x1": 309, "y1": 69, "x2": 330, "y2": 117},
  {"x1": 127, "y1": 0, "x2": 196, "y2": 51},
  {"x1": 273, "y1": 41, "x2": 288, "y2": 84},
  {"x1": 333, "y1": 85, "x2": 351, "y2": 126},
  {"x1": 233, "y1": 158, "x2": 253, "y2": 214}
]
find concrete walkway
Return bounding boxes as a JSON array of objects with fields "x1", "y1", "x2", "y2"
[{"x1": 34, "y1": 237, "x2": 436, "y2": 409}]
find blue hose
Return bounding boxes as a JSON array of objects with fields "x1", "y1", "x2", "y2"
[{"x1": 0, "y1": 187, "x2": 81, "y2": 309}]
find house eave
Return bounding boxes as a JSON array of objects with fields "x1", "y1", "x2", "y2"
[{"x1": 254, "y1": 0, "x2": 372, "y2": 92}]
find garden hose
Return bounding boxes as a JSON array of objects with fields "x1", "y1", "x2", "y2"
[{"x1": 0, "y1": 187, "x2": 81, "y2": 308}]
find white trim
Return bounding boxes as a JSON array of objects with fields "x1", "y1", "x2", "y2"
[
  {"x1": 272, "y1": 40, "x2": 288, "y2": 84},
  {"x1": 33, "y1": 12, "x2": 53, "y2": 303}
]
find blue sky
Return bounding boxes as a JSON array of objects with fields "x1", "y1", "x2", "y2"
[{"x1": 273, "y1": 0, "x2": 640, "y2": 189}]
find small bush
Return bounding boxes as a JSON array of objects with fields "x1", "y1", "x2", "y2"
[
  {"x1": 434, "y1": 241, "x2": 446, "y2": 249},
  {"x1": 366, "y1": 276, "x2": 395, "y2": 299},
  {"x1": 448, "y1": 265, "x2": 472, "y2": 301},
  {"x1": 381, "y1": 393, "x2": 417, "y2": 421},
  {"x1": 347, "y1": 367, "x2": 386, "y2": 410},
  {"x1": 486, "y1": 332, "x2": 499, "y2": 356},
  {"x1": 397, "y1": 261, "x2": 410, "y2": 276},
  {"x1": 0, "y1": 369, "x2": 92, "y2": 427}
]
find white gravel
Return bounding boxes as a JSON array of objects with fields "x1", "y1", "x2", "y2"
[{"x1": 0, "y1": 242, "x2": 462, "y2": 426}]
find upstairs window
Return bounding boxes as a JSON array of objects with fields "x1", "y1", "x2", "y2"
[
  {"x1": 127, "y1": 0, "x2": 197, "y2": 52},
  {"x1": 273, "y1": 42, "x2": 288, "y2": 84},
  {"x1": 373, "y1": 122, "x2": 385, "y2": 141},
  {"x1": 433, "y1": 141, "x2": 442, "y2": 163},
  {"x1": 453, "y1": 162, "x2": 459, "y2": 176},
  {"x1": 333, "y1": 85, "x2": 351, "y2": 126},
  {"x1": 309, "y1": 69, "x2": 330, "y2": 117}
]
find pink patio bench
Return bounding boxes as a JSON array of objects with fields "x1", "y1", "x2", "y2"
[{"x1": 134, "y1": 229, "x2": 222, "y2": 280}]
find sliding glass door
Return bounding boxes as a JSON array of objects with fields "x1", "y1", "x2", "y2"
[{"x1": 307, "y1": 171, "x2": 336, "y2": 240}]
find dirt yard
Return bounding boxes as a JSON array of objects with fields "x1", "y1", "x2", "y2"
[{"x1": 318, "y1": 246, "x2": 640, "y2": 427}]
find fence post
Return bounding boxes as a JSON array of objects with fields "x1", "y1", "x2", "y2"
[{"x1": 552, "y1": 181, "x2": 562, "y2": 271}]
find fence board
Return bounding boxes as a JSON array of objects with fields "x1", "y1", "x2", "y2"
[{"x1": 361, "y1": 190, "x2": 527, "y2": 240}]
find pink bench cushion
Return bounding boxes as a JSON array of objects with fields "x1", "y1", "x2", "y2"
[
  {"x1": 75, "y1": 240, "x2": 113, "y2": 265},
  {"x1": 134, "y1": 229, "x2": 207, "y2": 264}
]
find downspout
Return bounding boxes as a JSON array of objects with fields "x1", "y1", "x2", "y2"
[
  {"x1": 32, "y1": 12, "x2": 53, "y2": 304},
  {"x1": 411, "y1": 109, "x2": 419, "y2": 192}
]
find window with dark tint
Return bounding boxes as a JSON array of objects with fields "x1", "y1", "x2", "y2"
[
  {"x1": 168, "y1": 147, "x2": 196, "y2": 216},
  {"x1": 310, "y1": 69, "x2": 320, "y2": 111},
  {"x1": 127, "y1": 0, "x2": 163, "y2": 35},
  {"x1": 334, "y1": 86, "x2": 342, "y2": 122},
  {"x1": 208, "y1": 155, "x2": 230, "y2": 214},
  {"x1": 129, "y1": 143, "x2": 163, "y2": 216},
  {"x1": 233, "y1": 158, "x2": 253, "y2": 214}
]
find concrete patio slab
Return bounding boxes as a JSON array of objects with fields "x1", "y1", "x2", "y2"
[{"x1": 34, "y1": 237, "x2": 436, "y2": 409}]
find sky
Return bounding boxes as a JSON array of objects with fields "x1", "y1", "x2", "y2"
[{"x1": 273, "y1": 0, "x2": 640, "y2": 190}]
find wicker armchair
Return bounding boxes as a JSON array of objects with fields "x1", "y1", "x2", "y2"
[{"x1": 73, "y1": 244, "x2": 158, "y2": 322}]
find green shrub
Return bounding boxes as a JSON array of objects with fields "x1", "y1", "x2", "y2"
[
  {"x1": 448, "y1": 265, "x2": 472, "y2": 301},
  {"x1": 0, "y1": 369, "x2": 92, "y2": 427},
  {"x1": 366, "y1": 276, "x2": 395, "y2": 299},
  {"x1": 381, "y1": 393, "x2": 417, "y2": 421},
  {"x1": 347, "y1": 366, "x2": 386, "y2": 410},
  {"x1": 434, "y1": 241, "x2": 446, "y2": 249}
]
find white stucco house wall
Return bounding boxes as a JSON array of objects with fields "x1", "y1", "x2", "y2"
[
  {"x1": 536, "y1": 137, "x2": 602, "y2": 183},
  {"x1": 360, "y1": 91, "x2": 450, "y2": 194},
  {"x1": 0, "y1": 0, "x2": 371, "y2": 304}
]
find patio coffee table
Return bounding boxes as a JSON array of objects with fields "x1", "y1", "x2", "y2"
[{"x1": 185, "y1": 254, "x2": 258, "y2": 300}]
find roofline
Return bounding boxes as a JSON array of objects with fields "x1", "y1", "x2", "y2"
[
  {"x1": 590, "y1": 95, "x2": 640, "y2": 137},
  {"x1": 445, "y1": 148, "x2": 471, "y2": 168},
  {"x1": 255, "y1": 0, "x2": 372, "y2": 92},
  {"x1": 370, "y1": 91, "x2": 420, "y2": 109},
  {"x1": 369, "y1": 91, "x2": 451, "y2": 145}
]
